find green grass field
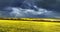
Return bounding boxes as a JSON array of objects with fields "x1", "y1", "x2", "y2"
[{"x1": 0, "y1": 20, "x2": 60, "y2": 32}]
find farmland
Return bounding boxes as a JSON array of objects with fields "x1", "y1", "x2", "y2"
[{"x1": 0, "y1": 19, "x2": 60, "y2": 32}]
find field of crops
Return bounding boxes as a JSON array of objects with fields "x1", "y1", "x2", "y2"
[{"x1": 0, "y1": 20, "x2": 60, "y2": 32}]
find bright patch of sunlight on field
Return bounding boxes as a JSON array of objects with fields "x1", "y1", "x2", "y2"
[{"x1": 0, "y1": 20, "x2": 60, "y2": 32}]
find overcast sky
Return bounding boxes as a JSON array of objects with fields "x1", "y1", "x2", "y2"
[{"x1": 0, "y1": 0, "x2": 60, "y2": 18}]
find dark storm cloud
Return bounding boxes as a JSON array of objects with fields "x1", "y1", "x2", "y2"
[
  {"x1": 36, "y1": 0, "x2": 60, "y2": 12},
  {"x1": 0, "y1": 0, "x2": 60, "y2": 11},
  {"x1": 0, "y1": 0, "x2": 60, "y2": 18}
]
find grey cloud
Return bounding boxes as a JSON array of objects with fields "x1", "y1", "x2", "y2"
[
  {"x1": 7, "y1": 7, "x2": 60, "y2": 18},
  {"x1": 0, "y1": 0, "x2": 60, "y2": 18}
]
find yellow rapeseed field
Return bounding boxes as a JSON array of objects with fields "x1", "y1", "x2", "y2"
[{"x1": 0, "y1": 20, "x2": 60, "y2": 32}]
